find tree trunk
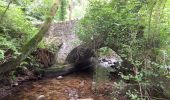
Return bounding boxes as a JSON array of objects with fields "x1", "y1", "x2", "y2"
[
  {"x1": 69, "y1": 0, "x2": 72, "y2": 20},
  {"x1": 0, "y1": 0, "x2": 60, "y2": 75}
]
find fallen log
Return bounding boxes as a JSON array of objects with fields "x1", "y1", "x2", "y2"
[{"x1": 34, "y1": 64, "x2": 73, "y2": 78}]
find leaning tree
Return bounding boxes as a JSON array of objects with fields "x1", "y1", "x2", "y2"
[{"x1": 0, "y1": 0, "x2": 60, "y2": 75}]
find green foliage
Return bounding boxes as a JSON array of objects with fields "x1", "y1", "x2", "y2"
[
  {"x1": 0, "y1": 0, "x2": 53, "y2": 67},
  {"x1": 77, "y1": 0, "x2": 143, "y2": 47},
  {"x1": 0, "y1": 35, "x2": 20, "y2": 60},
  {"x1": 126, "y1": 90, "x2": 144, "y2": 100},
  {"x1": 55, "y1": 0, "x2": 68, "y2": 21},
  {"x1": 59, "y1": 0, "x2": 67, "y2": 21},
  {"x1": 2, "y1": 0, "x2": 54, "y2": 22},
  {"x1": 0, "y1": 50, "x2": 4, "y2": 60},
  {"x1": 0, "y1": 1, "x2": 38, "y2": 43},
  {"x1": 93, "y1": 65, "x2": 110, "y2": 92},
  {"x1": 0, "y1": 0, "x2": 41, "y2": 62},
  {"x1": 78, "y1": 0, "x2": 170, "y2": 99},
  {"x1": 10, "y1": 0, "x2": 68, "y2": 22},
  {"x1": 21, "y1": 55, "x2": 40, "y2": 69},
  {"x1": 25, "y1": 0, "x2": 54, "y2": 21},
  {"x1": 98, "y1": 47, "x2": 113, "y2": 56}
]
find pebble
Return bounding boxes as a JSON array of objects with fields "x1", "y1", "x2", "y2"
[
  {"x1": 11, "y1": 82, "x2": 18, "y2": 87},
  {"x1": 79, "y1": 81, "x2": 85, "y2": 87},
  {"x1": 37, "y1": 95, "x2": 46, "y2": 100},
  {"x1": 57, "y1": 76, "x2": 63, "y2": 79},
  {"x1": 77, "y1": 98, "x2": 93, "y2": 100}
]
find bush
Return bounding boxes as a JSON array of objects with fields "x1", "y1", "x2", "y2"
[
  {"x1": 77, "y1": 0, "x2": 170, "y2": 99},
  {"x1": 0, "y1": 1, "x2": 38, "y2": 43},
  {"x1": 0, "y1": 0, "x2": 41, "y2": 62}
]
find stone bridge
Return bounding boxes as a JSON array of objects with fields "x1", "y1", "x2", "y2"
[{"x1": 45, "y1": 20, "x2": 81, "y2": 64}]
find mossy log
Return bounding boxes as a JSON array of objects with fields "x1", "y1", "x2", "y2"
[{"x1": 35, "y1": 64, "x2": 73, "y2": 78}]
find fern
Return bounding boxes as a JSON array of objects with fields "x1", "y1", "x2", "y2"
[
  {"x1": 0, "y1": 35, "x2": 20, "y2": 59},
  {"x1": 0, "y1": 1, "x2": 38, "y2": 43}
]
